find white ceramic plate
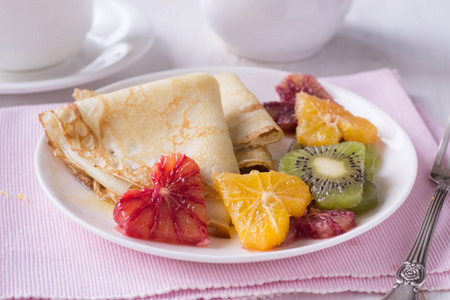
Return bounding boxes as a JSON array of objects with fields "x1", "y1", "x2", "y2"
[
  {"x1": 35, "y1": 66, "x2": 418, "y2": 263},
  {"x1": 0, "y1": 0, "x2": 154, "y2": 94}
]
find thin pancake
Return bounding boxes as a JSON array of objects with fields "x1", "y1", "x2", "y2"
[
  {"x1": 214, "y1": 73, "x2": 284, "y2": 150},
  {"x1": 235, "y1": 146, "x2": 275, "y2": 174},
  {"x1": 73, "y1": 73, "x2": 281, "y2": 178},
  {"x1": 40, "y1": 73, "x2": 239, "y2": 238}
]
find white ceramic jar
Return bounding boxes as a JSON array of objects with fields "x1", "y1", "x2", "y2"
[
  {"x1": 0, "y1": 0, "x2": 93, "y2": 71},
  {"x1": 201, "y1": 0, "x2": 352, "y2": 62}
]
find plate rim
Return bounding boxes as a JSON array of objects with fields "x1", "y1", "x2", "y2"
[
  {"x1": 35, "y1": 66, "x2": 418, "y2": 263},
  {"x1": 0, "y1": 0, "x2": 155, "y2": 94}
]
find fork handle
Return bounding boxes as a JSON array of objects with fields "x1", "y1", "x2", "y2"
[{"x1": 382, "y1": 184, "x2": 450, "y2": 300}]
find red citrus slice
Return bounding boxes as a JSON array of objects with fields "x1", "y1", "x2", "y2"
[
  {"x1": 297, "y1": 208, "x2": 356, "y2": 239},
  {"x1": 113, "y1": 153, "x2": 209, "y2": 246},
  {"x1": 265, "y1": 74, "x2": 334, "y2": 133},
  {"x1": 263, "y1": 101, "x2": 297, "y2": 133},
  {"x1": 276, "y1": 74, "x2": 333, "y2": 102}
]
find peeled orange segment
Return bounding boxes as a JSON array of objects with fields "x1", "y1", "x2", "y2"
[
  {"x1": 295, "y1": 92, "x2": 377, "y2": 147},
  {"x1": 265, "y1": 74, "x2": 334, "y2": 133},
  {"x1": 237, "y1": 192, "x2": 290, "y2": 252},
  {"x1": 338, "y1": 116, "x2": 378, "y2": 145},
  {"x1": 213, "y1": 170, "x2": 311, "y2": 251},
  {"x1": 295, "y1": 95, "x2": 342, "y2": 146},
  {"x1": 113, "y1": 153, "x2": 209, "y2": 246}
]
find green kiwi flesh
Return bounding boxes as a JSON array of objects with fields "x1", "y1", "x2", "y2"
[
  {"x1": 279, "y1": 141, "x2": 365, "y2": 210},
  {"x1": 364, "y1": 144, "x2": 378, "y2": 181},
  {"x1": 287, "y1": 140, "x2": 306, "y2": 152},
  {"x1": 350, "y1": 180, "x2": 378, "y2": 214}
]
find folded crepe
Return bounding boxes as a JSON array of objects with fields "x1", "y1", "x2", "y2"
[
  {"x1": 213, "y1": 73, "x2": 283, "y2": 172},
  {"x1": 72, "y1": 73, "x2": 282, "y2": 174},
  {"x1": 234, "y1": 146, "x2": 274, "y2": 174},
  {"x1": 40, "y1": 73, "x2": 239, "y2": 238}
]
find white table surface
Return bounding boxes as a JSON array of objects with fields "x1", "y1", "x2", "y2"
[{"x1": 2, "y1": 1, "x2": 449, "y2": 299}]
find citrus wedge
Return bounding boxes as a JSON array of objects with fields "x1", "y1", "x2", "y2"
[
  {"x1": 113, "y1": 153, "x2": 209, "y2": 246},
  {"x1": 213, "y1": 170, "x2": 311, "y2": 251},
  {"x1": 296, "y1": 92, "x2": 377, "y2": 147}
]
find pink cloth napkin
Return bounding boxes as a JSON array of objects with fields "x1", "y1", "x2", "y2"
[{"x1": 1, "y1": 68, "x2": 450, "y2": 299}]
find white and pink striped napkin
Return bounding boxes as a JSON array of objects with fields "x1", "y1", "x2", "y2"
[{"x1": 1, "y1": 69, "x2": 450, "y2": 299}]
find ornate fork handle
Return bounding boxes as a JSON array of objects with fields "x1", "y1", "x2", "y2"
[{"x1": 382, "y1": 184, "x2": 450, "y2": 299}]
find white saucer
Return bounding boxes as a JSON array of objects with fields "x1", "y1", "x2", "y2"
[{"x1": 0, "y1": 0, "x2": 155, "y2": 94}]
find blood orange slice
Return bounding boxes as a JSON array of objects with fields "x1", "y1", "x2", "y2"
[
  {"x1": 263, "y1": 101, "x2": 297, "y2": 132},
  {"x1": 276, "y1": 74, "x2": 333, "y2": 102},
  {"x1": 297, "y1": 208, "x2": 356, "y2": 239},
  {"x1": 113, "y1": 153, "x2": 209, "y2": 246},
  {"x1": 265, "y1": 74, "x2": 333, "y2": 133}
]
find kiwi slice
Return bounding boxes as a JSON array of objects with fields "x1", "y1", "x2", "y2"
[
  {"x1": 287, "y1": 140, "x2": 306, "y2": 152},
  {"x1": 364, "y1": 144, "x2": 378, "y2": 181},
  {"x1": 350, "y1": 180, "x2": 378, "y2": 214},
  {"x1": 279, "y1": 141, "x2": 365, "y2": 210}
]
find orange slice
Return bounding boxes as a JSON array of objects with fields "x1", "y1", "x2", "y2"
[
  {"x1": 213, "y1": 170, "x2": 311, "y2": 251},
  {"x1": 338, "y1": 115, "x2": 378, "y2": 145},
  {"x1": 295, "y1": 92, "x2": 377, "y2": 147}
]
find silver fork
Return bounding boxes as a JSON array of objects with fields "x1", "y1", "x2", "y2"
[{"x1": 382, "y1": 115, "x2": 450, "y2": 300}]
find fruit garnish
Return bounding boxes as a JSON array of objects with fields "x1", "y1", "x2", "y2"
[
  {"x1": 287, "y1": 140, "x2": 306, "y2": 152},
  {"x1": 364, "y1": 144, "x2": 379, "y2": 181},
  {"x1": 212, "y1": 170, "x2": 311, "y2": 251},
  {"x1": 264, "y1": 74, "x2": 334, "y2": 133},
  {"x1": 279, "y1": 142, "x2": 365, "y2": 210},
  {"x1": 263, "y1": 101, "x2": 297, "y2": 133},
  {"x1": 350, "y1": 180, "x2": 378, "y2": 215},
  {"x1": 297, "y1": 208, "x2": 356, "y2": 239},
  {"x1": 295, "y1": 92, "x2": 378, "y2": 147},
  {"x1": 276, "y1": 74, "x2": 333, "y2": 102},
  {"x1": 279, "y1": 217, "x2": 302, "y2": 247},
  {"x1": 113, "y1": 153, "x2": 209, "y2": 246}
]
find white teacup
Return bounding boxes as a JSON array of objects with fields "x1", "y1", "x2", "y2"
[
  {"x1": 0, "y1": 0, "x2": 93, "y2": 72},
  {"x1": 201, "y1": 0, "x2": 352, "y2": 62}
]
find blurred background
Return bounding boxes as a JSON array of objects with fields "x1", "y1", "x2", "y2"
[{"x1": 2, "y1": 0, "x2": 449, "y2": 126}]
